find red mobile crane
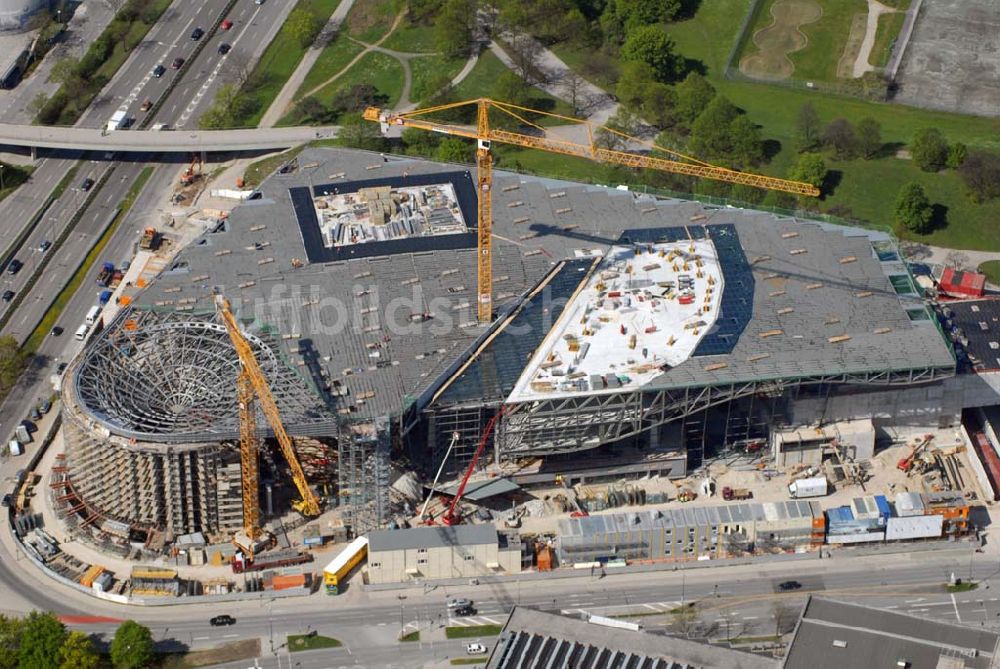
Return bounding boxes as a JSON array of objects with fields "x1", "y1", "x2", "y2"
[{"x1": 441, "y1": 408, "x2": 506, "y2": 526}]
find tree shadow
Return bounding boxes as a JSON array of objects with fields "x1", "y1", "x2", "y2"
[
  {"x1": 762, "y1": 139, "x2": 782, "y2": 162},
  {"x1": 820, "y1": 170, "x2": 843, "y2": 199},
  {"x1": 675, "y1": 0, "x2": 704, "y2": 21},
  {"x1": 680, "y1": 58, "x2": 707, "y2": 79},
  {"x1": 930, "y1": 203, "x2": 949, "y2": 231},
  {"x1": 879, "y1": 141, "x2": 905, "y2": 159}
]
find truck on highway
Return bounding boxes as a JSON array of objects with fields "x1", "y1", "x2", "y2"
[
  {"x1": 788, "y1": 476, "x2": 828, "y2": 499},
  {"x1": 74, "y1": 323, "x2": 89, "y2": 341},
  {"x1": 106, "y1": 109, "x2": 128, "y2": 132},
  {"x1": 99, "y1": 290, "x2": 113, "y2": 305},
  {"x1": 85, "y1": 305, "x2": 101, "y2": 326}
]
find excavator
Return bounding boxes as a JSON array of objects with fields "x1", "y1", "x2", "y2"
[{"x1": 216, "y1": 295, "x2": 321, "y2": 558}]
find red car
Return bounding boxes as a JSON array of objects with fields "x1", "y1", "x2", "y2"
[
  {"x1": 171, "y1": 57, "x2": 185, "y2": 69},
  {"x1": 221, "y1": 19, "x2": 233, "y2": 30}
]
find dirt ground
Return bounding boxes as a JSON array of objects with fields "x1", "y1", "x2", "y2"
[
  {"x1": 893, "y1": 0, "x2": 1000, "y2": 117},
  {"x1": 740, "y1": 0, "x2": 824, "y2": 80}
]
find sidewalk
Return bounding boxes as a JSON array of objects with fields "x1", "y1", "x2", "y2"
[{"x1": 258, "y1": 0, "x2": 358, "y2": 128}]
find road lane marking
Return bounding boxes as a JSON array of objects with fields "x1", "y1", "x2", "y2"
[{"x1": 952, "y1": 593, "x2": 962, "y2": 622}]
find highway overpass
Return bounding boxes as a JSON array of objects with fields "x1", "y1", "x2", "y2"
[{"x1": 0, "y1": 124, "x2": 340, "y2": 153}]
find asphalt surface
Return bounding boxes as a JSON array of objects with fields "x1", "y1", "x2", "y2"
[
  {"x1": 50, "y1": 547, "x2": 998, "y2": 668},
  {"x1": 0, "y1": 0, "x2": 299, "y2": 447}
]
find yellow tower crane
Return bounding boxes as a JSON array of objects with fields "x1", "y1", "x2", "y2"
[
  {"x1": 364, "y1": 98, "x2": 819, "y2": 323},
  {"x1": 216, "y1": 295, "x2": 321, "y2": 557}
]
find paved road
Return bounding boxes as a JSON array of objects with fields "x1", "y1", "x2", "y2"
[{"x1": 47, "y1": 547, "x2": 995, "y2": 668}]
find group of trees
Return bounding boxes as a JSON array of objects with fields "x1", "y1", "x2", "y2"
[
  {"x1": 36, "y1": 0, "x2": 169, "y2": 125},
  {"x1": 795, "y1": 104, "x2": 883, "y2": 161},
  {"x1": 0, "y1": 612, "x2": 152, "y2": 669}
]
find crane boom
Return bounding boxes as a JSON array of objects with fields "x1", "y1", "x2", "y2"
[
  {"x1": 364, "y1": 98, "x2": 819, "y2": 324},
  {"x1": 216, "y1": 296, "x2": 322, "y2": 525}
]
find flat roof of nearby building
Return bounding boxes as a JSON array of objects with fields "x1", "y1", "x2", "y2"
[
  {"x1": 367, "y1": 524, "x2": 498, "y2": 552},
  {"x1": 783, "y1": 597, "x2": 1000, "y2": 669},
  {"x1": 558, "y1": 500, "x2": 821, "y2": 539},
  {"x1": 487, "y1": 607, "x2": 776, "y2": 669},
  {"x1": 946, "y1": 299, "x2": 1000, "y2": 371},
  {"x1": 85, "y1": 148, "x2": 954, "y2": 435}
]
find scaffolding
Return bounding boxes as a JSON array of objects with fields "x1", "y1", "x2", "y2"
[{"x1": 337, "y1": 417, "x2": 390, "y2": 535}]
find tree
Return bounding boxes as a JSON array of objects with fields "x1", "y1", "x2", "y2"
[
  {"x1": 504, "y1": 34, "x2": 545, "y2": 87},
  {"x1": 669, "y1": 603, "x2": 703, "y2": 639},
  {"x1": 911, "y1": 127, "x2": 949, "y2": 172},
  {"x1": 687, "y1": 95, "x2": 739, "y2": 160},
  {"x1": 957, "y1": 151, "x2": 1000, "y2": 202},
  {"x1": 728, "y1": 116, "x2": 764, "y2": 168},
  {"x1": 795, "y1": 102, "x2": 821, "y2": 152},
  {"x1": 823, "y1": 117, "x2": 856, "y2": 159},
  {"x1": 595, "y1": 107, "x2": 641, "y2": 151},
  {"x1": 285, "y1": 8, "x2": 321, "y2": 49},
  {"x1": 789, "y1": 152, "x2": 826, "y2": 191},
  {"x1": 402, "y1": 126, "x2": 440, "y2": 155},
  {"x1": 855, "y1": 117, "x2": 882, "y2": 159},
  {"x1": 947, "y1": 142, "x2": 968, "y2": 169},
  {"x1": 0, "y1": 615, "x2": 23, "y2": 669},
  {"x1": 615, "y1": 60, "x2": 657, "y2": 112},
  {"x1": 59, "y1": 631, "x2": 99, "y2": 669},
  {"x1": 0, "y1": 335, "x2": 27, "y2": 400},
  {"x1": 110, "y1": 621, "x2": 154, "y2": 669},
  {"x1": 17, "y1": 612, "x2": 66, "y2": 669},
  {"x1": 434, "y1": 0, "x2": 477, "y2": 58},
  {"x1": 621, "y1": 25, "x2": 683, "y2": 83},
  {"x1": 338, "y1": 113, "x2": 388, "y2": 152},
  {"x1": 331, "y1": 83, "x2": 379, "y2": 113},
  {"x1": 562, "y1": 70, "x2": 589, "y2": 115},
  {"x1": 49, "y1": 57, "x2": 79, "y2": 85},
  {"x1": 895, "y1": 182, "x2": 933, "y2": 234},
  {"x1": 674, "y1": 72, "x2": 715, "y2": 127},
  {"x1": 436, "y1": 137, "x2": 473, "y2": 164}
]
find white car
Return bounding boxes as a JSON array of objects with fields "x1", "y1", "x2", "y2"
[
  {"x1": 466, "y1": 643, "x2": 487, "y2": 654},
  {"x1": 447, "y1": 598, "x2": 472, "y2": 609}
]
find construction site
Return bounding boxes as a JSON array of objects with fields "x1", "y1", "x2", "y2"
[{"x1": 20, "y1": 100, "x2": 1000, "y2": 596}]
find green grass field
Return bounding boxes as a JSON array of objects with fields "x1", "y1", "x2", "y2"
[
  {"x1": 870, "y1": 10, "x2": 906, "y2": 68},
  {"x1": 445, "y1": 625, "x2": 503, "y2": 639},
  {"x1": 313, "y1": 51, "x2": 405, "y2": 108},
  {"x1": 400, "y1": 630, "x2": 420, "y2": 642},
  {"x1": 453, "y1": 51, "x2": 575, "y2": 119},
  {"x1": 381, "y1": 19, "x2": 437, "y2": 52},
  {"x1": 294, "y1": 37, "x2": 366, "y2": 102},
  {"x1": 231, "y1": 0, "x2": 342, "y2": 127},
  {"x1": 978, "y1": 261, "x2": 1000, "y2": 285},
  {"x1": 345, "y1": 0, "x2": 397, "y2": 43},
  {"x1": 410, "y1": 54, "x2": 466, "y2": 102},
  {"x1": 740, "y1": 0, "x2": 867, "y2": 82},
  {"x1": 288, "y1": 634, "x2": 342, "y2": 652}
]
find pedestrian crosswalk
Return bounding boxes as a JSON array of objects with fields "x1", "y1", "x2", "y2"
[{"x1": 447, "y1": 615, "x2": 503, "y2": 627}]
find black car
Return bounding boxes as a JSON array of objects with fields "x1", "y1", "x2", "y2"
[
  {"x1": 218, "y1": 43, "x2": 231, "y2": 55},
  {"x1": 38, "y1": 239, "x2": 51, "y2": 253},
  {"x1": 50, "y1": 326, "x2": 63, "y2": 337},
  {"x1": 7, "y1": 259, "x2": 22, "y2": 275},
  {"x1": 80, "y1": 177, "x2": 95, "y2": 191},
  {"x1": 453, "y1": 605, "x2": 476, "y2": 617},
  {"x1": 191, "y1": 27, "x2": 204, "y2": 40},
  {"x1": 172, "y1": 57, "x2": 185, "y2": 69},
  {"x1": 1, "y1": 290, "x2": 13, "y2": 302},
  {"x1": 153, "y1": 64, "x2": 166, "y2": 77},
  {"x1": 1, "y1": 495, "x2": 11, "y2": 508},
  {"x1": 209, "y1": 615, "x2": 236, "y2": 626},
  {"x1": 778, "y1": 580, "x2": 802, "y2": 591},
  {"x1": 56, "y1": 362, "x2": 68, "y2": 375}
]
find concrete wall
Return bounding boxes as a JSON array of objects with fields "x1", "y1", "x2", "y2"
[{"x1": 367, "y1": 542, "x2": 520, "y2": 584}]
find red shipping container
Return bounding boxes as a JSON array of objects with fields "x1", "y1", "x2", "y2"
[{"x1": 939, "y1": 267, "x2": 985, "y2": 298}]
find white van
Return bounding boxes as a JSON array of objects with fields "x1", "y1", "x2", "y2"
[
  {"x1": 74, "y1": 323, "x2": 89, "y2": 341},
  {"x1": 85, "y1": 305, "x2": 101, "y2": 326}
]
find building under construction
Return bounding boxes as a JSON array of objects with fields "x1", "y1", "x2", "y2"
[{"x1": 60, "y1": 147, "x2": 989, "y2": 544}]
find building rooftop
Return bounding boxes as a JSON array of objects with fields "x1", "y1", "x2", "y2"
[
  {"x1": 367, "y1": 523, "x2": 499, "y2": 552},
  {"x1": 783, "y1": 597, "x2": 1000, "y2": 669},
  {"x1": 79, "y1": 148, "x2": 956, "y2": 439},
  {"x1": 946, "y1": 299, "x2": 1000, "y2": 371},
  {"x1": 487, "y1": 607, "x2": 776, "y2": 669}
]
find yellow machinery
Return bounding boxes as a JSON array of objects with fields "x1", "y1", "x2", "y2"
[
  {"x1": 216, "y1": 296, "x2": 321, "y2": 556},
  {"x1": 364, "y1": 98, "x2": 820, "y2": 324}
]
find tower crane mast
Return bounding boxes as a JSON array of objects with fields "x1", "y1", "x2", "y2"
[{"x1": 216, "y1": 296, "x2": 321, "y2": 556}]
